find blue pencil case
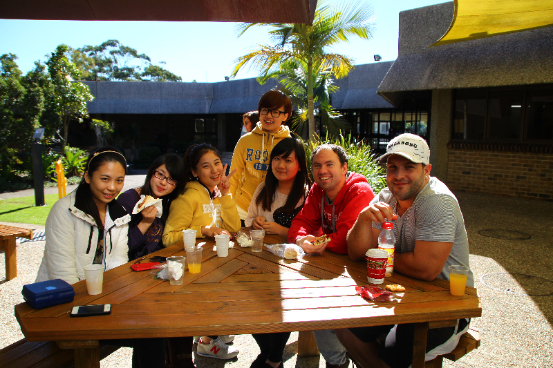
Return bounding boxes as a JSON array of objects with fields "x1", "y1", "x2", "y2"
[{"x1": 22, "y1": 279, "x2": 75, "y2": 309}]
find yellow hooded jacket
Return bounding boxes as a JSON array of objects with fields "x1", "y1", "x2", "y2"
[
  {"x1": 162, "y1": 180, "x2": 241, "y2": 247},
  {"x1": 229, "y1": 122, "x2": 291, "y2": 212}
]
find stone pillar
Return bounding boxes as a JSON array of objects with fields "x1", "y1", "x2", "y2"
[{"x1": 429, "y1": 89, "x2": 453, "y2": 183}]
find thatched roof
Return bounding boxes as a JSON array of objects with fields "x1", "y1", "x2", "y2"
[
  {"x1": 378, "y1": 1, "x2": 553, "y2": 106},
  {"x1": 332, "y1": 62, "x2": 394, "y2": 110}
]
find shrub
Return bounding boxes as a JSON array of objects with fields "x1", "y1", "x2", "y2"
[
  {"x1": 304, "y1": 133, "x2": 386, "y2": 194},
  {"x1": 42, "y1": 150, "x2": 60, "y2": 180},
  {"x1": 62, "y1": 146, "x2": 87, "y2": 177}
]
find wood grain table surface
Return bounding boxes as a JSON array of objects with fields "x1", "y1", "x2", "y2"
[{"x1": 15, "y1": 231, "x2": 481, "y2": 368}]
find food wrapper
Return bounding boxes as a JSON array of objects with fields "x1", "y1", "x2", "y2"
[
  {"x1": 355, "y1": 285, "x2": 392, "y2": 302},
  {"x1": 266, "y1": 243, "x2": 305, "y2": 260},
  {"x1": 152, "y1": 263, "x2": 169, "y2": 280},
  {"x1": 133, "y1": 195, "x2": 163, "y2": 218},
  {"x1": 235, "y1": 230, "x2": 253, "y2": 248}
]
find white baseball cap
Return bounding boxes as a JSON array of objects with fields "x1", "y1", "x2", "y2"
[{"x1": 378, "y1": 133, "x2": 430, "y2": 165}]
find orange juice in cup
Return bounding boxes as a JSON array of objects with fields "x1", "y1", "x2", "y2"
[
  {"x1": 449, "y1": 265, "x2": 469, "y2": 296},
  {"x1": 186, "y1": 248, "x2": 203, "y2": 274},
  {"x1": 188, "y1": 263, "x2": 201, "y2": 273}
]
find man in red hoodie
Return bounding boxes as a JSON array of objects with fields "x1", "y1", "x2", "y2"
[
  {"x1": 287, "y1": 144, "x2": 375, "y2": 368},
  {"x1": 288, "y1": 144, "x2": 375, "y2": 255}
]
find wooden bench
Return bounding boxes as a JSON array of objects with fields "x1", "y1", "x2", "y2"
[
  {"x1": 0, "y1": 339, "x2": 119, "y2": 368},
  {"x1": 0, "y1": 224, "x2": 33, "y2": 280},
  {"x1": 426, "y1": 329, "x2": 481, "y2": 367},
  {"x1": 303, "y1": 326, "x2": 480, "y2": 368}
]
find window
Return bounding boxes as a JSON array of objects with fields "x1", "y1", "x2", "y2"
[
  {"x1": 453, "y1": 86, "x2": 553, "y2": 143},
  {"x1": 526, "y1": 90, "x2": 553, "y2": 140},
  {"x1": 453, "y1": 89, "x2": 486, "y2": 140},
  {"x1": 194, "y1": 118, "x2": 217, "y2": 145},
  {"x1": 487, "y1": 91, "x2": 523, "y2": 140},
  {"x1": 341, "y1": 108, "x2": 430, "y2": 153}
]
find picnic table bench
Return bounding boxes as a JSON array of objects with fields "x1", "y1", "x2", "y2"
[
  {"x1": 0, "y1": 224, "x2": 33, "y2": 280},
  {"x1": 13, "y1": 231, "x2": 482, "y2": 368}
]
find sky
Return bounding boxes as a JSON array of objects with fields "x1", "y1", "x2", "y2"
[{"x1": 0, "y1": 0, "x2": 447, "y2": 83}]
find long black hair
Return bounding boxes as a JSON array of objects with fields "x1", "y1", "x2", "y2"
[
  {"x1": 183, "y1": 143, "x2": 222, "y2": 185},
  {"x1": 140, "y1": 153, "x2": 185, "y2": 201},
  {"x1": 74, "y1": 146, "x2": 127, "y2": 229},
  {"x1": 256, "y1": 137, "x2": 311, "y2": 213}
]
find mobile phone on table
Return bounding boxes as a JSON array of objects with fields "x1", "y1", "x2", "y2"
[
  {"x1": 70, "y1": 304, "x2": 111, "y2": 317},
  {"x1": 149, "y1": 256, "x2": 167, "y2": 263}
]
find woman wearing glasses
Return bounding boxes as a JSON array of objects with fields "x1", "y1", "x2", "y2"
[
  {"x1": 118, "y1": 153, "x2": 185, "y2": 261},
  {"x1": 230, "y1": 89, "x2": 292, "y2": 224}
]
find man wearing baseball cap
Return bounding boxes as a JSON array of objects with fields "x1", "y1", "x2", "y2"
[{"x1": 336, "y1": 133, "x2": 473, "y2": 368}]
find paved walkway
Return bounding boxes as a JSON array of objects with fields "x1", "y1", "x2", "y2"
[{"x1": 1, "y1": 188, "x2": 552, "y2": 367}]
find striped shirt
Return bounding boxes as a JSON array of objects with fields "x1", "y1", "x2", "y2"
[{"x1": 371, "y1": 177, "x2": 474, "y2": 287}]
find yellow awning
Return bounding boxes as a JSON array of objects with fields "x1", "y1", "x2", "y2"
[{"x1": 431, "y1": 0, "x2": 553, "y2": 46}]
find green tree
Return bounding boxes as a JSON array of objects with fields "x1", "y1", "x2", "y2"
[
  {"x1": 142, "y1": 64, "x2": 182, "y2": 82},
  {"x1": 46, "y1": 44, "x2": 94, "y2": 149},
  {"x1": 23, "y1": 61, "x2": 60, "y2": 144},
  {"x1": 231, "y1": 0, "x2": 375, "y2": 139},
  {"x1": 260, "y1": 58, "x2": 348, "y2": 137},
  {"x1": 0, "y1": 54, "x2": 43, "y2": 180},
  {"x1": 72, "y1": 39, "x2": 182, "y2": 82}
]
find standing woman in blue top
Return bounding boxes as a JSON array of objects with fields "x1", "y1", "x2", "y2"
[{"x1": 118, "y1": 153, "x2": 185, "y2": 261}]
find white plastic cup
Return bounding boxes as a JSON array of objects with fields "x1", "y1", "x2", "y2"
[
  {"x1": 250, "y1": 229, "x2": 265, "y2": 253},
  {"x1": 182, "y1": 229, "x2": 197, "y2": 251},
  {"x1": 215, "y1": 234, "x2": 230, "y2": 257},
  {"x1": 365, "y1": 248, "x2": 389, "y2": 284},
  {"x1": 83, "y1": 264, "x2": 104, "y2": 295},
  {"x1": 167, "y1": 256, "x2": 186, "y2": 285}
]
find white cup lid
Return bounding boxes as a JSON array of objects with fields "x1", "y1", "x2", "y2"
[{"x1": 365, "y1": 248, "x2": 388, "y2": 258}]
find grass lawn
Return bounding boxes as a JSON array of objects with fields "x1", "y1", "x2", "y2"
[{"x1": 0, "y1": 194, "x2": 60, "y2": 226}]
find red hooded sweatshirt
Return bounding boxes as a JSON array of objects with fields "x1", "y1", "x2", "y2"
[{"x1": 288, "y1": 172, "x2": 375, "y2": 254}]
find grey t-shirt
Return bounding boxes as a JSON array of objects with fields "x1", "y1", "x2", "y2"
[{"x1": 371, "y1": 177, "x2": 474, "y2": 287}]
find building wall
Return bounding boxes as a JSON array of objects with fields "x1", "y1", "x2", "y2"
[{"x1": 447, "y1": 150, "x2": 553, "y2": 201}]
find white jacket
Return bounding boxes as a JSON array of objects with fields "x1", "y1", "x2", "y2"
[{"x1": 36, "y1": 191, "x2": 131, "y2": 284}]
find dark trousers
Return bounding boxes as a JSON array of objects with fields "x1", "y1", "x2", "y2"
[{"x1": 252, "y1": 332, "x2": 291, "y2": 363}]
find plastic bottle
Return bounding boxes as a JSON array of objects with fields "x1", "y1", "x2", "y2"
[{"x1": 378, "y1": 221, "x2": 395, "y2": 277}]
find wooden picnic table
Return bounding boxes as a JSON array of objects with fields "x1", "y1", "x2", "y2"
[
  {"x1": 0, "y1": 224, "x2": 33, "y2": 280},
  {"x1": 15, "y1": 231, "x2": 481, "y2": 368}
]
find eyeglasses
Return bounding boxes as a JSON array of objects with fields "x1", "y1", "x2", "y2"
[
  {"x1": 260, "y1": 108, "x2": 287, "y2": 118},
  {"x1": 154, "y1": 170, "x2": 177, "y2": 186}
]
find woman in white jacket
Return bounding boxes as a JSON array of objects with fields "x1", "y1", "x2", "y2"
[
  {"x1": 36, "y1": 147, "x2": 166, "y2": 367},
  {"x1": 36, "y1": 147, "x2": 130, "y2": 284}
]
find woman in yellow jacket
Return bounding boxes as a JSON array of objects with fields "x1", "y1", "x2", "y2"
[
  {"x1": 162, "y1": 143, "x2": 241, "y2": 359},
  {"x1": 230, "y1": 89, "x2": 292, "y2": 223},
  {"x1": 163, "y1": 143, "x2": 241, "y2": 246}
]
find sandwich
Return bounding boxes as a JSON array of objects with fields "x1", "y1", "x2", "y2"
[
  {"x1": 138, "y1": 195, "x2": 157, "y2": 211},
  {"x1": 312, "y1": 234, "x2": 330, "y2": 247}
]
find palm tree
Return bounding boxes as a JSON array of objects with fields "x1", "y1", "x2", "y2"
[
  {"x1": 260, "y1": 58, "x2": 348, "y2": 137},
  {"x1": 231, "y1": 0, "x2": 375, "y2": 139}
]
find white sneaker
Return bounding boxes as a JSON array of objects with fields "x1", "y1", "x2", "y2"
[
  {"x1": 194, "y1": 335, "x2": 233, "y2": 344},
  {"x1": 196, "y1": 337, "x2": 239, "y2": 359},
  {"x1": 219, "y1": 335, "x2": 235, "y2": 344}
]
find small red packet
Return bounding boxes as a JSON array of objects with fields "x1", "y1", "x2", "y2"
[
  {"x1": 131, "y1": 262, "x2": 160, "y2": 272},
  {"x1": 355, "y1": 285, "x2": 392, "y2": 302}
]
